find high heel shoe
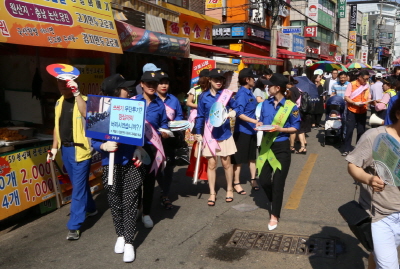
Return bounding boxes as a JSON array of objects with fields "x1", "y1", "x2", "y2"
[
  {"x1": 290, "y1": 146, "x2": 297, "y2": 154},
  {"x1": 208, "y1": 194, "x2": 216, "y2": 206},
  {"x1": 233, "y1": 183, "x2": 246, "y2": 195},
  {"x1": 225, "y1": 189, "x2": 234, "y2": 203},
  {"x1": 268, "y1": 219, "x2": 278, "y2": 231},
  {"x1": 297, "y1": 146, "x2": 307, "y2": 155}
]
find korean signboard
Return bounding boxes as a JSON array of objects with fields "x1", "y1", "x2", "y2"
[
  {"x1": 348, "y1": 31, "x2": 357, "y2": 58},
  {"x1": 361, "y1": 45, "x2": 368, "y2": 64},
  {"x1": 75, "y1": 65, "x2": 105, "y2": 96},
  {"x1": 206, "y1": 0, "x2": 222, "y2": 9},
  {"x1": 191, "y1": 59, "x2": 216, "y2": 87},
  {"x1": 282, "y1": 27, "x2": 302, "y2": 34},
  {"x1": 338, "y1": 0, "x2": 346, "y2": 18},
  {"x1": 167, "y1": 14, "x2": 213, "y2": 45},
  {"x1": 212, "y1": 24, "x2": 270, "y2": 42},
  {"x1": 292, "y1": 35, "x2": 305, "y2": 53},
  {"x1": 362, "y1": 13, "x2": 369, "y2": 36},
  {"x1": 0, "y1": 0, "x2": 122, "y2": 54},
  {"x1": 304, "y1": 26, "x2": 317, "y2": 37},
  {"x1": 278, "y1": 32, "x2": 291, "y2": 47},
  {"x1": 86, "y1": 95, "x2": 146, "y2": 146},
  {"x1": 349, "y1": 5, "x2": 357, "y2": 30},
  {"x1": 307, "y1": 0, "x2": 319, "y2": 26}
]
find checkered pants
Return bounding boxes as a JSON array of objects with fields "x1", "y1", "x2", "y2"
[{"x1": 102, "y1": 161, "x2": 145, "y2": 244}]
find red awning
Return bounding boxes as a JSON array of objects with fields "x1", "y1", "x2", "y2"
[
  {"x1": 190, "y1": 43, "x2": 283, "y2": 66},
  {"x1": 320, "y1": 55, "x2": 335, "y2": 61},
  {"x1": 242, "y1": 41, "x2": 270, "y2": 52},
  {"x1": 277, "y1": 49, "x2": 306, "y2": 60}
]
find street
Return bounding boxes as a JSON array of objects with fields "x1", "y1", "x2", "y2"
[{"x1": 0, "y1": 127, "x2": 371, "y2": 269}]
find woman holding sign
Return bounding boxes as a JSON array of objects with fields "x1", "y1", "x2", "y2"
[
  {"x1": 256, "y1": 73, "x2": 300, "y2": 230},
  {"x1": 193, "y1": 68, "x2": 237, "y2": 206},
  {"x1": 132, "y1": 71, "x2": 169, "y2": 228},
  {"x1": 92, "y1": 74, "x2": 144, "y2": 263}
]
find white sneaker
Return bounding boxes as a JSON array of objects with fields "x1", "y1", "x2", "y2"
[
  {"x1": 142, "y1": 215, "x2": 153, "y2": 228},
  {"x1": 114, "y1": 237, "x2": 125, "y2": 254},
  {"x1": 123, "y1": 244, "x2": 135, "y2": 263}
]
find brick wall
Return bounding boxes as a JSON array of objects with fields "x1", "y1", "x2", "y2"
[{"x1": 189, "y1": 0, "x2": 205, "y2": 14}]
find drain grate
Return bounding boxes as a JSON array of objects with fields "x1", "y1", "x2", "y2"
[{"x1": 226, "y1": 229, "x2": 336, "y2": 258}]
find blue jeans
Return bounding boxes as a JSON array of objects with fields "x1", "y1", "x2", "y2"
[
  {"x1": 62, "y1": 146, "x2": 96, "y2": 230},
  {"x1": 372, "y1": 212, "x2": 400, "y2": 269}
]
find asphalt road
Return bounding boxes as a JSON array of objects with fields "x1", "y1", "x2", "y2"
[{"x1": 0, "y1": 126, "x2": 373, "y2": 269}]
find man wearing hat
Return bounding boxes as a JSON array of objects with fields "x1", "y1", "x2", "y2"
[
  {"x1": 135, "y1": 63, "x2": 161, "y2": 96},
  {"x1": 47, "y1": 78, "x2": 97, "y2": 240}
]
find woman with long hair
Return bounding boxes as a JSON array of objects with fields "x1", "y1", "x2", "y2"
[
  {"x1": 256, "y1": 73, "x2": 300, "y2": 230},
  {"x1": 192, "y1": 68, "x2": 237, "y2": 206}
]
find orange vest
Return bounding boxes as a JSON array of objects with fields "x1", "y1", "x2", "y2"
[{"x1": 347, "y1": 80, "x2": 370, "y2": 114}]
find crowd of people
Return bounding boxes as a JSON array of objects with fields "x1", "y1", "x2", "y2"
[{"x1": 46, "y1": 61, "x2": 400, "y2": 267}]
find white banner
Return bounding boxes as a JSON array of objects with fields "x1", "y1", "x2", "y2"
[
  {"x1": 278, "y1": 32, "x2": 291, "y2": 48},
  {"x1": 307, "y1": 0, "x2": 319, "y2": 26}
]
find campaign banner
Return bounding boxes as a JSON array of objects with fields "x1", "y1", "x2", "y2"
[
  {"x1": 75, "y1": 65, "x2": 105, "y2": 96},
  {"x1": 0, "y1": 0, "x2": 122, "y2": 54},
  {"x1": 115, "y1": 20, "x2": 190, "y2": 58},
  {"x1": 0, "y1": 145, "x2": 102, "y2": 220},
  {"x1": 206, "y1": 0, "x2": 222, "y2": 9},
  {"x1": 191, "y1": 59, "x2": 216, "y2": 88},
  {"x1": 86, "y1": 95, "x2": 146, "y2": 146}
]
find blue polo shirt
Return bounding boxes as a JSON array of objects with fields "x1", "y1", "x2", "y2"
[
  {"x1": 132, "y1": 94, "x2": 168, "y2": 143},
  {"x1": 193, "y1": 89, "x2": 235, "y2": 140},
  {"x1": 260, "y1": 97, "x2": 301, "y2": 142},
  {"x1": 385, "y1": 94, "x2": 399, "y2": 125},
  {"x1": 157, "y1": 93, "x2": 184, "y2": 121},
  {"x1": 233, "y1": 86, "x2": 257, "y2": 135}
]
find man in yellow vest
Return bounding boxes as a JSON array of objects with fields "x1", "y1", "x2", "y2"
[{"x1": 47, "y1": 79, "x2": 97, "y2": 240}]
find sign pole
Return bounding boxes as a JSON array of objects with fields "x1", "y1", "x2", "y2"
[{"x1": 108, "y1": 152, "x2": 115, "y2": 185}]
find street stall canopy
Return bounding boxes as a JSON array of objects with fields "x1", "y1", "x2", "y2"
[
  {"x1": 115, "y1": 20, "x2": 190, "y2": 58},
  {"x1": 277, "y1": 49, "x2": 306, "y2": 60},
  {"x1": 190, "y1": 54, "x2": 237, "y2": 72},
  {"x1": 242, "y1": 41, "x2": 270, "y2": 51},
  {"x1": 0, "y1": 0, "x2": 122, "y2": 54}
]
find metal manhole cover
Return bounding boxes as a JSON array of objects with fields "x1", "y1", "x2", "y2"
[{"x1": 226, "y1": 229, "x2": 336, "y2": 258}]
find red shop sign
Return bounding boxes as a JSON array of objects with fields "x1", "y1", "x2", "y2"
[{"x1": 304, "y1": 26, "x2": 317, "y2": 37}]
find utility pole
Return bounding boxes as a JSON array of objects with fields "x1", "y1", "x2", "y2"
[{"x1": 270, "y1": 24, "x2": 278, "y2": 72}]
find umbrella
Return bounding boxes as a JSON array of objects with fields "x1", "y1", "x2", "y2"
[
  {"x1": 309, "y1": 61, "x2": 348, "y2": 72},
  {"x1": 346, "y1": 62, "x2": 372, "y2": 69},
  {"x1": 372, "y1": 64, "x2": 385, "y2": 70},
  {"x1": 295, "y1": 76, "x2": 319, "y2": 100}
]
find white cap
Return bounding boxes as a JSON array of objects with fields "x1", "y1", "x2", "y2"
[{"x1": 376, "y1": 73, "x2": 382, "y2": 78}]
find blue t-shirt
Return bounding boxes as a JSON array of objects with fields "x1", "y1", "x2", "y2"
[
  {"x1": 193, "y1": 89, "x2": 235, "y2": 140},
  {"x1": 260, "y1": 97, "x2": 301, "y2": 142},
  {"x1": 233, "y1": 86, "x2": 257, "y2": 135}
]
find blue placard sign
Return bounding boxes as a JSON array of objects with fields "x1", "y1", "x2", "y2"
[
  {"x1": 282, "y1": 27, "x2": 302, "y2": 34},
  {"x1": 85, "y1": 95, "x2": 146, "y2": 146},
  {"x1": 232, "y1": 27, "x2": 244, "y2": 37}
]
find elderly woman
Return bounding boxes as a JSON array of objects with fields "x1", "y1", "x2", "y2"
[{"x1": 347, "y1": 97, "x2": 400, "y2": 269}]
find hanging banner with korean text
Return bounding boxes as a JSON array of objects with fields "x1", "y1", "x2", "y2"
[
  {"x1": 338, "y1": 0, "x2": 346, "y2": 18},
  {"x1": 115, "y1": 21, "x2": 190, "y2": 58},
  {"x1": 191, "y1": 59, "x2": 216, "y2": 87},
  {"x1": 0, "y1": 0, "x2": 122, "y2": 54},
  {"x1": 166, "y1": 14, "x2": 213, "y2": 45},
  {"x1": 75, "y1": 65, "x2": 105, "y2": 96},
  {"x1": 349, "y1": 5, "x2": 357, "y2": 30},
  {"x1": 348, "y1": 31, "x2": 356, "y2": 59},
  {"x1": 86, "y1": 95, "x2": 146, "y2": 146},
  {"x1": 0, "y1": 145, "x2": 103, "y2": 220}
]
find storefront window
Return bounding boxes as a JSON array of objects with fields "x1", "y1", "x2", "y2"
[{"x1": 290, "y1": 20, "x2": 306, "y2": 27}]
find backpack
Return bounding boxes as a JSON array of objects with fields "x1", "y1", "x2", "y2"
[{"x1": 299, "y1": 90, "x2": 314, "y2": 114}]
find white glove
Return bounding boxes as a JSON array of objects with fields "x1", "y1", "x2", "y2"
[
  {"x1": 66, "y1": 80, "x2": 80, "y2": 96},
  {"x1": 101, "y1": 141, "x2": 118, "y2": 152},
  {"x1": 228, "y1": 110, "x2": 236, "y2": 118},
  {"x1": 47, "y1": 148, "x2": 58, "y2": 162},
  {"x1": 132, "y1": 148, "x2": 143, "y2": 167},
  {"x1": 195, "y1": 134, "x2": 203, "y2": 142}
]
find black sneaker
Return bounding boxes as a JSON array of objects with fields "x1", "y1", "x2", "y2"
[
  {"x1": 341, "y1": 152, "x2": 349, "y2": 156},
  {"x1": 66, "y1": 230, "x2": 80, "y2": 240}
]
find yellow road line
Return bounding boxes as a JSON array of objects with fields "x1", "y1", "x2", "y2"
[{"x1": 284, "y1": 153, "x2": 318, "y2": 210}]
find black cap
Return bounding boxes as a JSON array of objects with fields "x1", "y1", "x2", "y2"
[
  {"x1": 101, "y1": 74, "x2": 135, "y2": 95},
  {"x1": 157, "y1": 71, "x2": 169, "y2": 80},
  {"x1": 263, "y1": 73, "x2": 289, "y2": 89},
  {"x1": 208, "y1": 68, "x2": 225, "y2": 78},
  {"x1": 141, "y1": 71, "x2": 159, "y2": 82},
  {"x1": 238, "y1": 68, "x2": 257, "y2": 79},
  {"x1": 199, "y1": 69, "x2": 210, "y2": 78},
  {"x1": 258, "y1": 78, "x2": 270, "y2": 86}
]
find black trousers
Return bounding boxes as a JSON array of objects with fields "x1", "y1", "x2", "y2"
[
  {"x1": 311, "y1": 114, "x2": 323, "y2": 126},
  {"x1": 344, "y1": 110, "x2": 367, "y2": 152},
  {"x1": 259, "y1": 140, "x2": 291, "y2": 218}
]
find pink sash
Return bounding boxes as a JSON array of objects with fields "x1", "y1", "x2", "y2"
[
  {"x1": 145, "y1": 120, "x2": 165, "y2": 175},
  {"x1": 203, "y1": 89, "x2": 233, "y2": 156},
  {"x1": 350, "y1": 84, "x2": 369, "y2": 100},
  {"x1": 164, "y1": 103, "x2": 176, "y2": 121}
]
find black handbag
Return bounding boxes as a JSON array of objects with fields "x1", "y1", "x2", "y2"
[{"x1": 338, "y1": 200, "x2": 374, "y2": 251}]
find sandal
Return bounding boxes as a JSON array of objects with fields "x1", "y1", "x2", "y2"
[
  {"x1": 251, "y1": 179, "x2": 260, "y2": 191},
  {"x1": 208, "y1": 194, "x2": 217, "y2": 206},
  {"x1": 226, "y1": 189, "x2": 234, "y2": 203},
  {"x1": 290, "y1": 146, "x2": 297, "y2": 154},
  {"x1": 297, "y1": 146, "x2": 307, "y2": 155},
  {"x1": 160, "y1": 196, "x2": 174, "y2": 210},
  {"x1": 233, "y1": 183, "x2": 246, "y2": 195}
]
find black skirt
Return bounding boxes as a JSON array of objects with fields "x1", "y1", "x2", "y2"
[{"x1": 231, "y1": 132, "x2": 257, "y2": 164}]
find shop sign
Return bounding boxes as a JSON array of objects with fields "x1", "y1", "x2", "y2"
[
  {"x1": 356, "y1": 35, "x2": 362, "y2": 46},
  {"x1": 75, "y1": 65, "x2": 105, "y2": 96},
  {"x1": 361, "y1": 45, "x2": 368, "y2": 64},
  {"x1": 278, "y1": 32, "x2": 291, "y2": 47},
  {"x1": 362, "y1": 14, "x2": 368, "y2": 36},
  {"x1": 349, "y1": 5, "x2": 357, "y2": 30},
  {"x1": 191, "y1": 59, "x2": 216, "y2": 87},
  {"x1": 86, "y1": 96, "x2": 146, "y2": 146},
  {"x1": 116, "y1": 21, "x2": 190, "y2": 58},
  {"x1": 304, "y1": 26, "x2": 317, "y2": 37},
  {"x1": 335, "y1": 55, "x2": 342, "y2": 62},
  {"x1": 292, "y1": 35, "x2": 305, "y2": 53},
  {"x1": 167, "y1": 14, "x2": 213, "y2": 45},
  {"x1": 348, "y1": 31, "x2": 356, "y2": 57},
  {"x1": 318, "y1": 10, "x2": 333, "y2": 29},
  {"x1": 368, "y1": 39, "x2": 374, "y2": 61},
  {"x1": 0, "y1": 0, "x2": 122, "y2": 54},
  {"x1": 306, "y1": 40, "x2": 319, "y2": 58},
  {"x1": 241, "y1": 57, "x2": 283, "y2": 66},
  {"x1": 282, "y1": 27, "x2": 302, "y2": 34},
  {"x1": 307, "y1": 0, "x2": 319, "y2": 26},
  {"x1": 338, "y1": 0, "x2": 346, "y2": 18},
  {"x1": 232, "y1": 27, "x2": 245, "y2": 37},
  {"x1": 213, "y1": 27, "x2": 231, "y2": 37},
  {"x1": 0, "y1": 146, "x2": 102, "y2": 220},
  {"x1": 248, "y1": 27, "x2": 271, "y2": 42},
  {"x1": 320, "y1": 42, "x2": 329, "y2": 56},
  {"x1": 206, "y1": 0, "x2": 222, "y2": 9}
]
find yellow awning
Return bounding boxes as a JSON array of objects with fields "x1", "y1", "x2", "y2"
[{"x1": 162, "y1": 3, "x2": 220, "y2": 24}]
